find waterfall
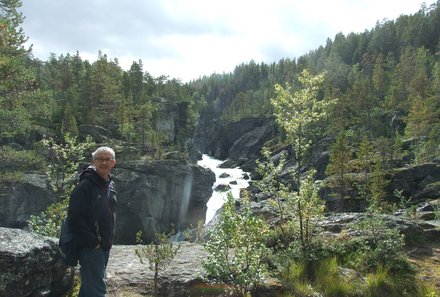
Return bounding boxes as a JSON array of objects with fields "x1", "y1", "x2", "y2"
[{"x1": 197, "y1": 154, "x2": 250, "y2": 224}]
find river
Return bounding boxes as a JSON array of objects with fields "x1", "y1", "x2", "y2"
[{"x1": 197, "y1": 154, "x2": 250, "y2": 224}]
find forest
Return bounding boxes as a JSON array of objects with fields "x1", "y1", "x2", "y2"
[
  {"x1": 2, "y1": 0, "x2": 440, "y2": 296},
  {"x1": 1, "y1": 1, "x2": 440, "y2": 171}
]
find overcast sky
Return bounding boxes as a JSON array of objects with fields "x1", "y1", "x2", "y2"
[{"x1": 19, "y1": 0, "x2": 432, "y2": 82}]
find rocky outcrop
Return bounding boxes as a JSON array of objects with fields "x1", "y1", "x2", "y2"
[
  {"x1": 224, "y1": 121, "x2": 276, "y2": 172},
  {"x1": 0, "y1": 227, "x2": 69, "y2": 297},
  {"x1": 112, "y1": 160, "x2": 215, "y2": 244},
  {"x1": 192, "y1": 116, "x2": 275, "y2": 166},
  {"x1": 389, "y1": 162, "x2": 440, "y2": 202},
  {"x1": 0, "y1": 173, "x2": 56, "y2": 228},
  {"x1": 0, "y1": 161, "x2": 215, "y2": 246}
]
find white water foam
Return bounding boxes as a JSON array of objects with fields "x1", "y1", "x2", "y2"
[{"x1": 197, "y1": 154, "x2": 250, "y2": 224}]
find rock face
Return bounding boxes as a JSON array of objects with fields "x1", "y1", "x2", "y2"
[
  {"x1": 389, "y1": 162, "x2": 440, "y2": 202},
  {"x1": 192, "y1": 116, "x2": 275, "y2": 171},
  {"x1": 0, "y1": 173, "x2": 56, "y2": 228},
  {"x1": 112, "y1": 160, "x2": 215, "y2": 244},
  {"x1": 0, "y1": 227, "x2": 68, "y2": 297}
]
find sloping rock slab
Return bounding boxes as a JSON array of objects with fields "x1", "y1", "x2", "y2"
[{"x1": 107, "y1": 243, "x2": 207, "y2": 296}]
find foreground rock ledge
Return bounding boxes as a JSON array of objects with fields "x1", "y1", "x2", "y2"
[{"x1": 106, "y1": 243, "x2": 208, "y2": 296}]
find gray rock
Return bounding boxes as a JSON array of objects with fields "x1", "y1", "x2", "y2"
[
  {"x1": 0, "y1": 173, "x2": 56, "y2": 228},
  {"x1": 390, "y1": 163, "x2": 440, "y2": 202},
  {"x1": 113, "y1": 161, "x2": 215, "y2": 244},
  {"x1": 0, "y1": 227, "x2": 68, "y2": 297},
  {"x1": 106, "y1": 243, "x2": 207, "y2": 296},
  {"x1": 0, "y1": 161, "x2": 215, "y2": 246}
]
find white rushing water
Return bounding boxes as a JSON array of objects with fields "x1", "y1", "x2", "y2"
[{"x1": 197, "y1": 154, "x2": 250, "y2": 224}]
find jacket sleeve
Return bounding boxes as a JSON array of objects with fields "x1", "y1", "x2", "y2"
[{"x1": 67, "y1": 180, "x2": 100, "y2": 249}]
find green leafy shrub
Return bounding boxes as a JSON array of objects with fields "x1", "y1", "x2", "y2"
[
  {"x1": 353, "y1": 212, "x2": 411, "y2": 274},
  {"x1": 203, "y1": 192, "x2": 269, "y2": 296},
  {"x1": 28, "y1": 198, "x2": 68, "y2": 237},
  {"x1": 28, "y1": 134, "x2": 94, "y2": 237}
]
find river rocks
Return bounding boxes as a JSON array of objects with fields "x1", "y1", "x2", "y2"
[
  {"x1": 112, "y1": 160, "x2": 215, "y2": 244},
  {"x1": 0, "y1": 227, "x2": 68, "y2": 297},
  {"x1": 0, "y1": 173, "x2": 56, "y2": 228}
]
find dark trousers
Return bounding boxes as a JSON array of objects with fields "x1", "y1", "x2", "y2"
[{"x1": 78, "y1": 247, "x2": 110, "y2": 297}]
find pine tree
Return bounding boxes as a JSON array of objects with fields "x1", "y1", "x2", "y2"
[
  {"x1": 326, "y1": 133, "x2": 351, "y2": 210},
  {"x1": 0, "y1": 0, "x2": 36, "y2": 140}
]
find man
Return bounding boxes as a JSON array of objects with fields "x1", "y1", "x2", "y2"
[{"x1": 68, "y1": 146, "x2": 117, "y2": 296}]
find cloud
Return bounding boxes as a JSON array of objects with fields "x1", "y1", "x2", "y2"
[{"x1": 19, "y1": 0, "x2": 430, "y2": 82}]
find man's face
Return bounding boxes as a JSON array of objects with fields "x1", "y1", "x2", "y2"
[{"x1": 92, "y1": 151, "x2": 116, "y2": 180}]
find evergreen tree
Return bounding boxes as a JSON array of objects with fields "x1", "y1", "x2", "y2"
[
  {"x1": 326, "y1": 133, "x2": 351, "y2": 210},
  {"x1": 0, "y1": 0, "x2": 37, "y2": 141}
]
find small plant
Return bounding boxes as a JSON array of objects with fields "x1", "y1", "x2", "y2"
[
  {"x1": 280, "y1": 260, "x2": 310, "y2": 294},
  {"x1": 352, "y1": 211, "x2": 413, "y2": 275},
  {"x1": 135, "y1": 231, "x2": 181, "y2": 296},
  {"x1": 394, "y1": 189, "x2": 418, "y2": 219},
  {"x1": 365, "y1": 267, "x2": 396, "y2": 297},
  {"x1": 203, "y1": 192, "x2": 269, "y2": 296},
  {"x1": 314, "y1": 257, "x2": 354, "y2": 297}
]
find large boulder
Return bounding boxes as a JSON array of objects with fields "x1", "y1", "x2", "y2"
[
  {"x1": 113, "y1": 160, "x2": 215, "y2": 244},
  {"x1": 0, "y1": 227, "x2": 69, "y2": 297},
  {"x1": 0, "y1": 173, "x2": 56, "y2": 228}
]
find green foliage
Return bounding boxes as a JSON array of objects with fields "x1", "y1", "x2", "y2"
[
  {"x1": 284, "y1": 170, "x2": 325, "y2": 253},
  {"x1": 255, "y1": 147, "x2": 291, "y2": 237},
  {"x1": 0, "y1": 0, "x2": 54, "y2": 143},
  {"x1": 434, "y1": 204, "x2": 440, "y2": 221},
  {"x1": 271, "y1": 69, "x2": 332, "y2": 253},
  {"x1": 365, "y1": 268, "x2": 397, "y2": 297},
  {"x1": 0, "y1": 145, "x2": 44, "y2": 190},
  {"x1": 280, "y1": 260, "x2": 314, "y2": 295},
  {"x1": 280, "y1": 257, "x2": 358, "y2": 297},
  {"x1": 314, "y1": 257, "x2": 357, "y2": 297},
  {"x1": 271, "y1": 70, "x2": 335, "y2": 177},
  {"x1": 135, "y1": 231, "x2": 181, "y2": 296},
  {"x1": 42, "y1": 134, "x2": 94, "y2": 202},
  {"x1": 203, "y1": 192, "x2": 269, "y2": 296},
  {"x1": 256, "y1": 146, "x2": 325, "y2": 256},
  {"x1": 369, "y1": 159, "x2": 391, "y2": 213},
  {"x1": 352, "y1": 212, "x2": 409, "y2": 274},
  {"x1": 28, "y1": 134, "x2": 94, "y2": 237},
  {"x1": 28, "y1": 198, "x2": 68, "y2": 237},
  {"x1": 326, "y1": 133, "x2": 352, "y2": 210},
  {"x1": 0, "y1": 145, "x2": 44, "y2": 170}
]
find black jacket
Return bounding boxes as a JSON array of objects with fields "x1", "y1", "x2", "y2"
[{"x1": 68, "y1": 166, "x2": 117, "y2": 251}]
